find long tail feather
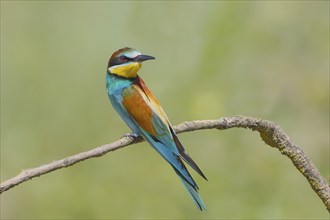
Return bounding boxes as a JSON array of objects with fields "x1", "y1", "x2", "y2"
[
  {"x1": 147, "y1": 135, "x2": 199, "y2": 190},
  {"x1": 174, "y1": 169, "x2": 206, "y2": 211},
  {"x1": 170, "y1": 127, "x2": 208, "y2": 180}
]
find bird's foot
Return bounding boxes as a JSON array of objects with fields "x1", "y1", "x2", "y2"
[{"x1": 121, "y1": 133, "x2": 139, "y2": 139}]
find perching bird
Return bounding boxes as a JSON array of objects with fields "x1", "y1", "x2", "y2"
[{"x1": 106, "y1": 47, "x2": 207, "y2": 210}]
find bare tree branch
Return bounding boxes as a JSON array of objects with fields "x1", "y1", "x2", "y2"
[{"x1": 1, "y1": 116, "x2": 329, "y2": 211}]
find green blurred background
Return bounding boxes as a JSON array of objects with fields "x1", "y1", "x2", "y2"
[{"x1": 1, "y1": 1, "x2": 329, "y2": 219}]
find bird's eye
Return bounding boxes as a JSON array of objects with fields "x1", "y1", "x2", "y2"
[{"x1": 117, "y1": 56, "x2": 127, "y2": 62}]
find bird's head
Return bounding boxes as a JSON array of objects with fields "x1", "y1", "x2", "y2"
[{"x1": 107, "y1": 47, "x2": 155, "y2": 78}]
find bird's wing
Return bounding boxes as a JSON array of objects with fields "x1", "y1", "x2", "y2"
[
  {"x1": 122, "y1": 76, "x2": 205, "y2": 189},
  {"x1": 131, "y1": 77, "x2": 207, "y2": 180},
  {"x1": 169, "y1": 126, "x2": 208, "y2": 180},
  {"x1": 121, "y1": 76, "x2": 171, "y2": 141}
]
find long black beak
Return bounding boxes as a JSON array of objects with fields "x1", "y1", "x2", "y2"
[{"x1": 134, "y1": 54, "x2": 155, "y2": 62}]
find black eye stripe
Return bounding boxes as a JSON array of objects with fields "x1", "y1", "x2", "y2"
[
  {"x1": 108, "y1": 55, "x2": 133, "y2": 67},
  {"x1": 117, "y1": 56, "x2": 126, "y2": 62},
  {"x1": 117, "y1": 56, "x2": 134, "y2": 62}
]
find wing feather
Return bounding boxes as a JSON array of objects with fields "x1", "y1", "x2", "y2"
[
  {"x1": 122, "y1": 76, "x2": 206, "y2": 186},
  {"x1": 169, "y1": 126, "x2": 208, "y2": 180},
  {"x1": 122, "y1": 82, "x2": 157, "y2": 136}
]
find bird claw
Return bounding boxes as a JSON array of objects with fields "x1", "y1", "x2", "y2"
[{"x1": 121, "y1": 133, "x2": 139, "y2": 139}]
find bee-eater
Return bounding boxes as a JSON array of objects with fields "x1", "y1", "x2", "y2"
[{"x1": 106, "y1": 47, "x2": 207, "y2": 210}]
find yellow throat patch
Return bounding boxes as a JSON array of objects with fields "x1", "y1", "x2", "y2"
[{"x1": 108, "y1": 62, "x2": 142, "y2": 78}]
